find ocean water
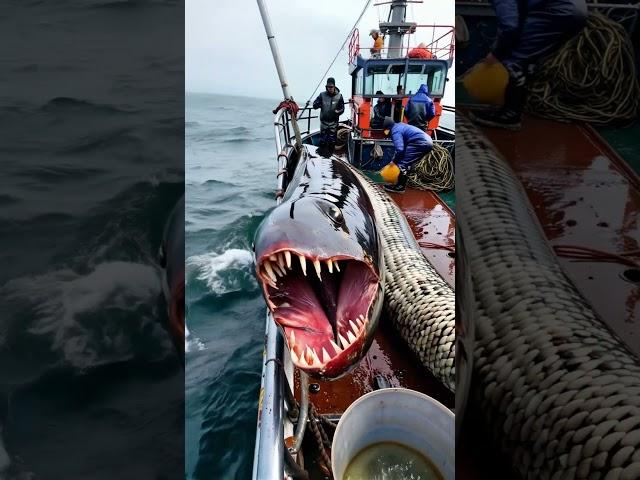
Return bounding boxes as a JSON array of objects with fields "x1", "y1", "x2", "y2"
[
  {"x1": 185, "y1": 92, "x2": 278, "y2": 479},
  {"x1": 0, "y1": 1, "x2": 184, "y2": 478},
  {"x1": 185, "y1": 92, "x2": 455, "y2": 479}
]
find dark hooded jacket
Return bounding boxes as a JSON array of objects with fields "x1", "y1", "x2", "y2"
[
  {"x1": 312, "y1": 87, "x2": 345, "y2": 134},
  {"x1": 404, "y1": 84, "x2": 436, "y2": 130},
  {"x1": 371, "y1": 99, "x2": 392, "y2": 129}
]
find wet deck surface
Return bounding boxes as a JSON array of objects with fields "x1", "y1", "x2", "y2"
[
  {"x1": 295, "y1": 185, "x2": 456, "y2": 416},
  {"x1": 478, "y1": 115, "x2": 640, "y2": 356}
]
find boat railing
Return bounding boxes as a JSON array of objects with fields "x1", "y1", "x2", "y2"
[
  {"x1": 274, "y1": 105, "x2": 319, "y2": 155},
  {"x1": 349, "y1": 24, "x2": 455, "y2": 62}
]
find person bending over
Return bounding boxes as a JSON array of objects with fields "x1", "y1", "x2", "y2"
[
  {"x1": 471, "y1": 0, "x2": 587, "y2": 130},
  {"x1": 382, "y1": 116, "x2": 432, "y2": 193}
]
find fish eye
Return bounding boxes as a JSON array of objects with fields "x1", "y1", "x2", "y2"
[{"x1": 328, "y1": 205, "x2": 343, "y2": 224}]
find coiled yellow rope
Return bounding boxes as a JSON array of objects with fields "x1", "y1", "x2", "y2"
[
  {"x1": 408, "y1": 142, "x2": 454, "y2": 192},
  {"x1": 527, "y1": 13, "x2": 640, "y2": 125}
]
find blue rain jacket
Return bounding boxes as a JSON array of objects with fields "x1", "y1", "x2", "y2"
[{"x1": 404, "y1": 84, "x2": 436, "y2": 129}]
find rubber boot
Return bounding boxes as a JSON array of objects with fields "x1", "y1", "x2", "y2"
[
  {"x1": 470, "y1": 64, "x2": 526, "y2": 131},
  {"x1": 383, "y1": 169, "x2": 409, "y2": 193}
]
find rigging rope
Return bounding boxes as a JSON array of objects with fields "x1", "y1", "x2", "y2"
[
  {"x1": 526, "y1": 12, "x2": 640, "y2": 125},
  {"x1": 305, "y1": 0, "x2": 374, "y2": 106},
  {"x1": 407, "y1": 142, "x2": 455, "y2": 192}
]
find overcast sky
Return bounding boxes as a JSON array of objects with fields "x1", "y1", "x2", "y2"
[{"x1": 186, "y1": 0, "x2": 455, "y2": 105}]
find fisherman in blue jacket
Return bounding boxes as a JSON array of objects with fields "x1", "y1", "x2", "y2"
[
  {"x1": 404, "y1": 84, "x2": 436, "y2": 131},
  {"x1": 471, "y1": 0, "x2": 587, "y2": 130},
  {"x1": 382, "y1": 116, "x2": 432, "y2": 193}
]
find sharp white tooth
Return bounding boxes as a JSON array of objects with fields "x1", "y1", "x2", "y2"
[
  {"x1": 356, "y1": 318, "x2": 364, "y2": 329},
  {"x1": 310, "y1": 347, "x2": 321, "y2": 366},
  {"x1": 326, "y1": 259, "x2": 333, "y2": 274},
  {"x1": 264, "y1": 262, "x2": 277, "y2": 283},
  {"x1": 298, "y1": 255, "x2": 307, "y2": 276},
  {"x1": 290, "y1": 330, "x2": 296, "y2": 344},
  {"x1": 269, "y1": 255, "x2": 277, "y2": 262},
  {"x1": 290, "y1": 348, "x2": 299, "y2": 364},
  {"x1": 299, "y1": 353, "x2": 309, "y2": 368},
  {"x1": 273, "y1": 263, "x2": 284, "y2": 277},
  {"x1": 347, "y1": 330, "x2": 356, "y2": 344},
  {"x1": 339, "y1": 333, "x2": 349, "y2": 349},
  {"x1": 284, "y1": 250, "x2": 292, "y2": 269},
  {"x1": 330, "y1": 339, "x2": 343, "y2": 354},
  {"x1": 322, "y1": 347, "x2": 331, "y2": 364},
  {"x1": 349, "y1": 320, "x2": 358, "y2": 334},
  {"x1": 313, "y1": 259, "x2": 322, "y2": 280},
  {"x1": 277, "y1": 253, "x2": 286, "y2": 271},
  {"x1": 335, "y1": 261, "x2": 341, "y2": 272}
]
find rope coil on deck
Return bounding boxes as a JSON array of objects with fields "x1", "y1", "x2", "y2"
[
  {"x1": 457, "y1": 113, "x2": 640, "y2": 479},
  {"x1": 527, "y1": 13, "x2": 640, "y2": 125},
  {"x1": 408, "y1": 142, "x2": 455, "y2": 192}
]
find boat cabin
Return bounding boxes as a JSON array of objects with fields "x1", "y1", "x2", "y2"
[{"x1": 346, "y1": 25, "x2": 454, "y2": 170}]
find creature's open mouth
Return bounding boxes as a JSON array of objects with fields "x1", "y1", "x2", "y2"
[{"x1": 257, "y1": 248, "x2": 379, "y2": 375}]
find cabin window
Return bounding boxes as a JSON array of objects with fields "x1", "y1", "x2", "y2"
[
  {"x1": 364, "y1": 64, "x2": 405, "y2": 96},
  {"x1": 404, "y1": 63, "x2": 446, "y2": 97},
  {"x1": 354, "y1": 69, "x2": 364, "y2": 95},
  {"x1": 364, "y1": 62, "x2": 446, "y2": 97}
]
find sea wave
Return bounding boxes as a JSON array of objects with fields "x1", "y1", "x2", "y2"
[
  {"x1": 39, "y1": 97, "x2": 139, "y2": 115},
  {"x1": 0, "y1": 261, "x2": 170, "y2": 367},
  {"x1": 185, "y1": 325, "x2": 205, "y2": 353},
  {"x1": 186, "y1": 249, "x2": 256, "y2": 295}
]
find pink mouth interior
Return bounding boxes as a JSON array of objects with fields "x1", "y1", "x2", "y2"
[{"x1": 258, "y1": 250, "x2": 378, "y2": 374}]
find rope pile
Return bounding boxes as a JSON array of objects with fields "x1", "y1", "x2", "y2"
[
  {"x1": 336, "y1": 125, "x2": 351, "y2": 147},
  {"x1": 527, "y1": 13, "x2": 640, "y2": 125},
  {"x1": 407, "y1": 142, "x2": 455, "y2": 192}
]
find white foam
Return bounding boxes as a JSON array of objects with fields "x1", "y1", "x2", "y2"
[
  {"x1": 185, "y1": 325, "x2": 205, "y2": 353},
  {"x1": 0, "y1": 261, "x2": 166, "y2": 367},
  {"x1": 187, "y1": 249, "x2": 255, "y2": 294}
]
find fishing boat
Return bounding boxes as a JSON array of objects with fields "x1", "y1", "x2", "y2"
[
  {"x1": 455, "y1": 2, "x2": 640, "y2": 477},
  {"x1": 252, "y1": 1, "x2": 456, "y2": 478}
]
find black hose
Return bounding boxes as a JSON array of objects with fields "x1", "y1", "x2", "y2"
[{"x1": 284, "y1": 444, "x2": 310, "y2": 480}]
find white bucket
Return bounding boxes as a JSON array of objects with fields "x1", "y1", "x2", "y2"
[{"x1": 331, "y1": 388, "x2": 454, "y2": 480}]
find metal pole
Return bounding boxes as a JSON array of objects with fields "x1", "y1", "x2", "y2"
[
  {"x1": 387, "y1": 0, "x2": 407, "y2": 58},
  {"x1": 253, "y1": 312, "x2": 285, "y2": 480},
  {"x1": 256, "y1": 0, "x2": 303, "y2": 147}
]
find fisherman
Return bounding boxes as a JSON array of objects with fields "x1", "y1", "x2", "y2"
[
  {"x1": 404, "y1": 83, "x2": 436, "y2": 131},
  {"x1": 382, "y1": 116, "x2": 432, "y2": 193},
  {"x1": 312, "y1": 77, "x2": 345, "y2": 157},
  {"x1": 371, "y1": 90, "x2": 392, "y2": 130},
  {"x1": 370, "y1": 29, "x2": 384, "y2": 58},
  {"x1": 393, "y1": 84, "x2": 405, "y2": 123},
  {"x1": 470, "y1": 0, "x2": 587, "y2": 130},
  {"x1": 408, "y1": 42, "x2": 435, "y2": 59}
]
